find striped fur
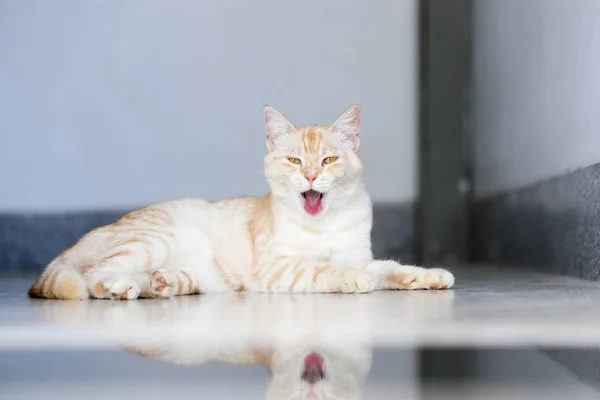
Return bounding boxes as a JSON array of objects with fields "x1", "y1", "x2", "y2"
[{"x1": 28, "y1": 105, "x2": 454, "y2": 300}]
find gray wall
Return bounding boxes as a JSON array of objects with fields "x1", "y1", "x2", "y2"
[
  {"x1": 0, "y1": 0, "x2": 417, "y2": 212},
  {"x1": 473, "y1": 0, "x2": 600, "y2": 199},
  {"x1": 422, "y1": 350, "x2": 600, "y2": 399}
]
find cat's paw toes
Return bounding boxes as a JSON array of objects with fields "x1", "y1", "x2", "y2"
[
  {"x1": 422, "y1": 268, "x2": 455, "y2": 290},
  {"x1": 105, "y1": 279, "x2": 140, "y2": 300},
  {"x1": 388, "y1": 268, "x2": 454, "y2": 290},
  {"x1": 339, "y1": 270, "x2": 376, "y2": 294},
  {"x1": 150, "y1": 269, "x2": 177, "y2": 298}
]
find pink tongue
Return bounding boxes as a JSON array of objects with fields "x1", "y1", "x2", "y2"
[
  {"x1": 304, "y1": 353, "x2": 324, "y2": 375},
  {"x1": 303, "y1": 190, "x2": 322, "y2": 215}
]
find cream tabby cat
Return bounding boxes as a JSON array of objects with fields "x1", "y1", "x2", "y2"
[{"x1": 28, "y1": 105, "x2": 454, "y2": 300}]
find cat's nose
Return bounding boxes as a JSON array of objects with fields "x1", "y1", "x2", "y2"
[
  {"x1": 302, "y1": 369, "x2": 325, "y2": 384},
  {"x1": 305, "y1": 174, "x2": 316, "y2": 182}
]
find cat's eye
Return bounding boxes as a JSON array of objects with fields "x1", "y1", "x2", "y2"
[
  {"x1": 322, "y1": 156, "x2": 339, "y2": 165},
  {"x1": 287, "y1": 157, "x2": 302, "y2": 165}
]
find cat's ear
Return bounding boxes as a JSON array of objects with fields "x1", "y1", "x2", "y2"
[
  {"x1": 264, "y1": 105, "x2": 295, "y2": 152},
  {"x1": 331, "y1": 105, "x2": 361, "y2": 152}
]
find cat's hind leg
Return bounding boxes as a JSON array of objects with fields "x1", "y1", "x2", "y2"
[
  {"x1": 85, "y1": 267, "x2": 200, "y2": 300},
  {"x1": 85, "y1": 265, "x2": 141, "y2": 300}
]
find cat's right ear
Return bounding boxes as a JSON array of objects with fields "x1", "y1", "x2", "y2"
[{"x1": 264, "y1": 105, "x2": 295, "y2": 152}]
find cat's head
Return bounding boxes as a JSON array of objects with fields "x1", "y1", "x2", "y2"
[
  {"x1": 263, "y1": 105, "x2": 364, "y2": 217},
  {"x1": 266, "y1": 343, "x2": 371, "y2": 400}
]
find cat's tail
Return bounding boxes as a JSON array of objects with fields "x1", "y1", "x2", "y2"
[{"x1": 28, "y1": 262, "x2": 88, "y2": 300}]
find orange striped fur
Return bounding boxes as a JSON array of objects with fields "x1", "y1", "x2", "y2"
[{"x1": 28, "y1": 105, "x2": 454, "y2": 300}]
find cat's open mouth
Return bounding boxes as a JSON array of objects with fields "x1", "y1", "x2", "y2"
[
  {"x1": 301, "y1": 190, "x2": 324, "y2": 215},
  {"x1": 302, "y1": 352, "x2": 325, "y2": 383}
]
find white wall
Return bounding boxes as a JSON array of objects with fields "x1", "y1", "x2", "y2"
[
  {"x1": 474, "y1": 0, "x2": 600, "y2": 199},
  {"x1": 0, "y1": 0, "x2": 417, "y2": 212}
]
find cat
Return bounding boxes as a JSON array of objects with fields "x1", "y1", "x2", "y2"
[{"x1": 27, "y1": 105, "x2": 454, "y2": 300}]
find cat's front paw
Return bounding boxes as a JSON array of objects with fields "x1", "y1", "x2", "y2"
[
  {"x1": 387, "y1": 268, "x2": 455, "y2": 290},
  {"x1": 336, "y1": 269, "x2": 376, "y2": 294}
]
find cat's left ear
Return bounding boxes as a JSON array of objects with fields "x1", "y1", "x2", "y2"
[
  {"x1": 264, "y1": 105, "x2": 295, "y2": 152},
  {"x1": 331, "y1": 105, "x2": 361, "y2": 152}
]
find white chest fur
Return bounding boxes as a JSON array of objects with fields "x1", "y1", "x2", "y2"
[{"x1": 272, "y1": 198, "x2": 374, "y2": 268}]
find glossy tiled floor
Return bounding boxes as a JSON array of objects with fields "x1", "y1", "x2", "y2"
[{"x1": 2, "y1": 266, "x2": 600, "y2": 399}]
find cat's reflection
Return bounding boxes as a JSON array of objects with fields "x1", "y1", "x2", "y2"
[
  {"x1": 116, "y1": 295, "x2": 374, "y2": 399},
  {"x1": 30, "y1": 291, "x2": 455, "y2": 399},
  {"x1": 124, "y1": 326, "x2": 372, "y2": 400}
]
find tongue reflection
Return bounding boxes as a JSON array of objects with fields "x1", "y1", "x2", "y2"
[
  {"x1": 302, "y1": 190, "x2": 323, "y2": 215},
  {"x1": 302, "y1": 353, "x2": 325, "y2": 384}
]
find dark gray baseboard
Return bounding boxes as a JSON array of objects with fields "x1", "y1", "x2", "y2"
[
  {"x1": 420, "y1": 348, "x2": 600, "y2": 390},
  {"x1": 0, "y1": 211, "x2": 121, "y2": 277},
  {"x1": 0, "y1": 203, "x2": 416, "y2": 277},
  {"x1": 371, "y1": 203, "x2": 416, "y2": 263},
  {"x1": 471, "y1": 163, "x2": 600, "y2": 281}
]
